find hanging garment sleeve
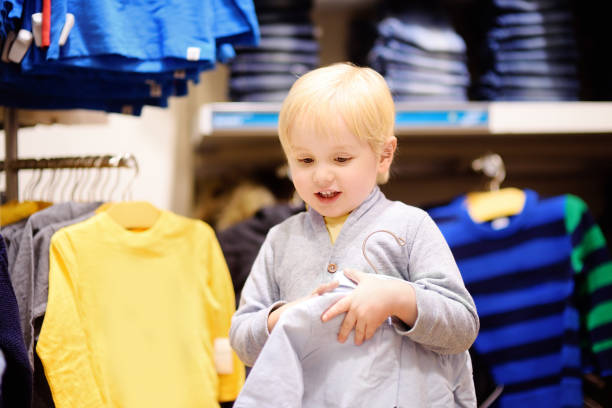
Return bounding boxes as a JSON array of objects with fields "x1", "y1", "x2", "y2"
[
  {"x1": 36, "y1": 233, "x2": 105, "y2": 407},
  {"x1": 202, "y1": 223, "x2": 245, "y2": 402}
]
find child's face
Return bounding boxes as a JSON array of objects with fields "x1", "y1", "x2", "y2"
[{"x1": 286, "y1": 118, "x2": 380, "y2": 217}]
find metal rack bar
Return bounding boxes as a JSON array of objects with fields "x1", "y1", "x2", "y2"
[
  {"x1": 3, "y1": 107, "x2": 19, "y2": 201},
  {"x1": 0, "y1": 154, "x2": 138, "y2": 171}
]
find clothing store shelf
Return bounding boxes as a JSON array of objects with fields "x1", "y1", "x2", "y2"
[{"x1": 197, "y1": 102, "x2": 612, "y2": 139}]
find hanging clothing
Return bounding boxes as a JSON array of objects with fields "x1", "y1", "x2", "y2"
[
  {"x1": 37, "y1": 210, "x2": 244, "y2": 407},
  {"x1": 217, "y1": 202, "x2": 305, "y2": 307},
  {"x1": 428, "y1": 190, "x2": 612, "y2": 407},
  {"x1": 0, "y1": 348, "x2": 5, "y2": 389},
  {"x1": 19, "y1": 203, "x2": 102, "y2": 408},
  {"x1": 9, "y1": 201, "x2": 102, "y2": 367},
  {"x1": 1, "y1": 218, "x2": 28, "y2": 272},
  {"x1": 0, "y1": 235, "x2": 33, "y2": 408},
  {"x1": 0, "y1": 0, "x2": 259, "y2": 113},
  {"x1": 234, "y1": 272, "x2": 477, "y2": 407},
  {"x1": 0, "y1": 201, "x2": 52, "y2": 227}
]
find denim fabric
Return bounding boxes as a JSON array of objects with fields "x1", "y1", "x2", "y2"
[
  {"x1": 495, "y1": 60, "x2": 576, "y2": 75},
  {"x1": 393, "y1": 93, "x2": 468, "y2": 102},
  {"x1": 481, "y1": 71, "x2": 579, "y2": 89},
  {"x1": 256, "y1": 11, "x2": 312, "y2": 24},
  {"x1": 477, "y1": 0, "x2": 580, "y2": 102},
  {"x1": 231, "y1": 51, "x2": 319, "y2": 66},
  {"x1": 489, "y1": 24, "x2": 572, "y2": 41},
  {"x1": 229, "y1": 2, "x2": 316, "y2": 103},
  {"x1": 496, "y1": 10, "x2": 573, "y2": 26},
  {"x1": 229, "y1": 73, "x2": 297, "y2": 92},
  {"x1": 493, "y1": 0, "x2": 569, "y2": 12},
  {"x1": 259, "y1": 23, "x2": 316, "y2": 38},
  {"x1": 386, "y1": 67, "x2": 470, "y2": 87},
  {"x1": 377, "y1": 16, "x2": 466, "y2": 54},
  {"x1": 496, "y1": 48, "x2": 578, "y2": 61},
  {"x1": 387, "y1": 78, "x2": 468, "y2": 97},
  {"x1": 383, "y1": 38, "x2": 466, "y2": 62},
  {"x1": 229, "y1": 90, "x2": 289, "y2": 102},
  {"x1": 369, "y1": 44, "x2": 468, "y2": 75},
  {"x1": 489, "y1": 35, "x2": 576, "y2": 51},
  {"x1": 382, "y1": 61, "x2": 469, "y2": 77},
  {"x1": 230, "y1": 61, "x2": 313, "y2": 75},
  {"x1": 479, "y1": 86, "x2": 578, "y2": 101},
  {"x1": 238, "y1": 36, "x2": 318, "y2": 53}
]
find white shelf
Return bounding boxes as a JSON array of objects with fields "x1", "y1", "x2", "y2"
[
  {"x1": 489, "y1": 102, "x2": 612, "y2": 134},
  {"x1": 197, "y1": 102, "x2": 612, "y2": 140}
]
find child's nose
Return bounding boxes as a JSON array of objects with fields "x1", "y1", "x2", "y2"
[{"x1": 313, "y1": 166, "x2": 334, "y2": 186}]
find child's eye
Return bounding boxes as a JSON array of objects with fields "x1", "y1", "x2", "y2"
[
  {"x1": 336, "y1": 157, "x2": 351, "y2": 163},
  {"x1": 299, "y1": 158, "x2": 314, "y2": 164}
]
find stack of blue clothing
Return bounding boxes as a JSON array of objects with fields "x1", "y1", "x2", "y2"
[
  {"x1": 228, "y1": 0, "x2": 318, "y2": 102},
  {"x1": 367, "y1": 6, "x2": 470, "y2": 102},
  {"x1": 0, "y1": 0, "x2": 259, "y2": 115},
  {"x1": 477, "y1": 0, "x2": 579, "y2": 101}
]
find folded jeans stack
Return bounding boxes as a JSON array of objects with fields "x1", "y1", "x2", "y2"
[
  {"x1": 228, "y1": 0, "x2": 319, "y2": 102},
  {"x1": 477, "y1": 0, "x2": 580, "y2": 101},
  {"x1": 367, "y1": 7, "x2": 470, "y2": 102}
]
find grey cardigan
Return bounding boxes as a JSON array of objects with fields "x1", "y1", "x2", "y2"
[{"x1": 230, "y1": 186, "x2": 479, "y2": 367}]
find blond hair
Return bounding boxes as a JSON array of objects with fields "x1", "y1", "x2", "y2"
[{"x1": 278, "y1": 62, "x2": 396, "y2": 184}]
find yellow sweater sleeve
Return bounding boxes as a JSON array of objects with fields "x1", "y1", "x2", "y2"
[
  {"x1": 36, "y1": 232, "x2": 106, "y2": 408},
  {"x1": 202, "y1": 224, "x2": 245, "y2": 401}
]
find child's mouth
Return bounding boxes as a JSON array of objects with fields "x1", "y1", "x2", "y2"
[{"x1": 317, "y1": 191, "x2": 340, "y2": 201}]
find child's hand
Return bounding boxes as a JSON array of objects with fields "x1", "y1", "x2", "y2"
[
  {"x1": 321, "y1": 269, "x2": 416, "y2": 346},
  {"x1": 267, "y1": 280, "x2": 339, "y2": 332}
]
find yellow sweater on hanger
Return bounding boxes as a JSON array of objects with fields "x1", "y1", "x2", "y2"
[{"x1": 37, "y1": 210, "x2": 244, "y2": 407}]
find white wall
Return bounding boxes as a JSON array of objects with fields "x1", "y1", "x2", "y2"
[{"x1": 1, "y1": 106, "x2": 179, "y2": 212}]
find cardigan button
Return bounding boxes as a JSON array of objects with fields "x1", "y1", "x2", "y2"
[{"x1": 327, "y1": 263, "x2": 337, "y2": 273}]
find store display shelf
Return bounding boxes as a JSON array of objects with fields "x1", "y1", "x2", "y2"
[{"x1": 198, "y1": 102, "x2": 612, "y2": 139}]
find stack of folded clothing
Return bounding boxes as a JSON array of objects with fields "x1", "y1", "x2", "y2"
[
  {"x1": 0, "y1": 0, "x2": 259, "y2": 115},
  {"x1": 477, "y1": 0, "x2": 580, "y2": 101},
  {"x1": 367, "y1": 3, "x2": 470, "y2": 102},
  {"x1": 228, "y1": 0, "x2": 319, "y2": 102}
]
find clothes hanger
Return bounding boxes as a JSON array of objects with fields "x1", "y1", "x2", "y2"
[
  {"x1": 102, "y1": 154, "x2": 161, "y2": 230},
  {"x1": 0, "y1": 158, "x2": 51, "y2": 226},
  {"x1": 465, "y1": 153, "x2": 526, "y2": 223}
]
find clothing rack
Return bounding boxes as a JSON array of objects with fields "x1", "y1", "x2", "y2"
[
  {"x1": 0, "y1": 154, "x2": 138, "y2": 172},
  {"x1": 3, "y1": 107, "x2": 19, "y2": 201},
  {"x1": 1, "y1": 106, "x2": 138, "y2": 202}
]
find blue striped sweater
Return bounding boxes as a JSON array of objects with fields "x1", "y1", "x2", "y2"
[{"x1": 428, "y1": 190, "x2": 612, "y2": 407}]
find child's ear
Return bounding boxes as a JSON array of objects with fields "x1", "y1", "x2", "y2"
[{"x1": 378, "y1": 136, "x2": 397, "y2": 171}]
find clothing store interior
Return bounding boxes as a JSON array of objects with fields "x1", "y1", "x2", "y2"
[{"x1": 1, "y1": 0, "x2": 612, "y2": 407}]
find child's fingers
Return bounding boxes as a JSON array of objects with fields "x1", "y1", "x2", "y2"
[
  {"x1": 354, "y1": 319, "x2": 367, "y2": 346},
  {"x1": 338, "y1": 309, "x2": 357, "y2": 343},
  {"x1": 343, "y1": 268, "x2": 362, "y2": 284},
  {"x1": 365, "y1": 323, "x2": 377, "y2": 342},
  {"x1": 321, "y1": 295, "x2": 350, "y2": 322},
  {"x1": 311, "y1": 280, "x2": 339, "y2": 296}
]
